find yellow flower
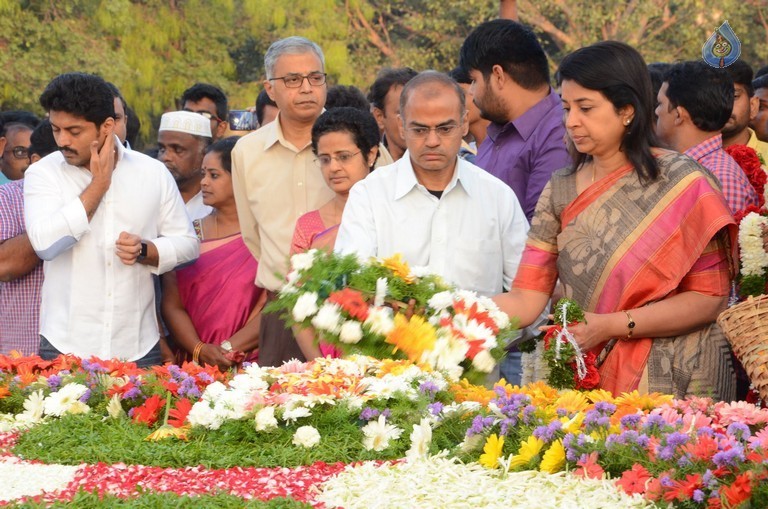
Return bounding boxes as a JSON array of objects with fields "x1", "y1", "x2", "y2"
[
  {"x1": 560, "y1": 411, "x2": 585, "y2": 434},
  {"x1": 584, "y1": 389, "x2": 615, "y2": 404},
  {"x1": 479, "y1": 433, "x2": 505, "y2": 469},
  {"x1": 385, "y1": 314, "x2": 436, "y2": 362},
  {"x1": 508, "y1": 435, "x2": 545, "y2": 470},
  {"x1": 615, "y1": 390, "x2": 673, "y2": 412},
  {"x1": 145, "y1": 425, "x2": 190, "y2": 442},
  {"x1": 553, "y1": 391, "x2": 590, "y2": 413},
  {"x1": 381, "y1": 254, "x2": 415, "y2": 283},
  {"x1": 520, "y1": 381, "x2": 559, "y2": 407},
  {"x1": 539, "y1": 439, "x2": 566, "y2": 473},
  {"x1": 451, "y1": 379, "x2": 496, "y2": 406}
]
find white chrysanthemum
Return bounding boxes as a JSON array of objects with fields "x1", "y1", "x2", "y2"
[
  {"x1": 202, "y1": 381, "x2": 227, "y2": 403},
  {"x1": 282, "y1": 406, "x2": 312, "y2": 423},
  {"x1": 254, "y1": 406, "x2": 279, "y2": 431},
  {"x1": 361, "y1": 414, "x2": 403, "y2": 451},
  {"x1": 374, "y1": 277, "x2": 388, "y2": 307},
  {"x1": 311, "y1": 303, "x2": 342, "y2": 334},
  {"x1": 339, "y1": 321, "x2": 364, "y2": 344},
  {"x1": 364, "y1": 307, "x2": 394, "y2": 336},
  {"x1": 43, "y1": 383, "x2": 90, "y2": 417},
  {"x1": 213, "y1": 390, "x2": 251, "y2": 421},
  {"x1": 106, "y1": 394, "x2": 125, "y2": 419},
  {"x1": 471, "y1": 349, "x2": 496, "y2": 373},
  {"x1": 290, "y1": 249, "x2": 317, "y2": 272},
  {"x1": 427, "y1": 291, "x2": 454, "y2": 312},
  {"x1": 187, "y1": 401, "x2": 222, "y2": 429},
  {"x1": 409, "y1": 265, "x2": 432, "y2": 278},
  {"x1": 292, "y1": 425, "x2": 321, "y2": 448},
  {"x1": 405, "y1": 418, "x2": 432, "y2": 461},
  {"x1": 293, "y1": 292, "x2": 320, "y2": 322},
  {"x1": 739, "y1": 213, "x2": 768, "y2": 276},
  {"x1": 228, "y1": 372, "x2": 269, "y2": 394},
  {"x1": 420, "y1": 334, "x2": 468, "y2": 377}
]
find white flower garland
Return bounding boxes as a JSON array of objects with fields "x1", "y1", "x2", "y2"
[{"x1": 738, "y1": 212, "x2": 768, "y2": 277}]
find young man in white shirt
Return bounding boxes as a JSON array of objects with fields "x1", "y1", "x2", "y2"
[{"x1": 24, "y1": 72, "x2": 199, "y2": 366}]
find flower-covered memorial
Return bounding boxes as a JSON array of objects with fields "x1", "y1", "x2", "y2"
[{"x1": 2, "y1": 353, "x2": 768, "y2": 507}]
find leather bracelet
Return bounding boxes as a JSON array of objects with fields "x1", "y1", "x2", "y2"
[
  {"x1": 623, "y1": 310, "x2": 636, "y2": 339},
  {"x1": 192, "y1": 341, "x2": 205, "y2": 364}
]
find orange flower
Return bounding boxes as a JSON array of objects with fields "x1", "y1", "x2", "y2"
[
  {"x1": 574, "y1": 451, "x2": 604, "y2": 480},
  {"x1": 381, "y1": 254, "x2": 415, "y2": 283},
  {"x1": 0, "y1": 386, "x2": 10, "y2": 399},
  {"x1": 450, "y1": 379, "x2": 495, "y2": 406},
  {"x1": 664, "y1": 473, "x2": 702, "y2": 502},
  {"x1": 328, "y1": 288, "x2": 370, "y2": 321},
  {"x1": 616, "y1": 463, "x2": 652, "y2": 495},
  {"x1": 721, "y1": 473, "x2": 752, "y2": 508},
  {"x1": 168, "y1": 398, "x2": 193, "y2": 428},
  {"x1": 385, "y1": 314, "x2": 436, "y2": 361},
  {"x1": 132, "y1": 394, "x2": 166, "y2": 427}
]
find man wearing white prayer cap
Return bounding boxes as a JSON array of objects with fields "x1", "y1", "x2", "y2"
[{"x1": 157, "y1": 110, "x2": 213, "y2": 220}]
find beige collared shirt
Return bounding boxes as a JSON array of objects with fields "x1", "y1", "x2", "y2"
[
  {"x1": 747, "y1": 128, "x2": 768, "y2": 165},
  {"x1": 232, "y1": 113, "x2": 334, "y2": 291}
]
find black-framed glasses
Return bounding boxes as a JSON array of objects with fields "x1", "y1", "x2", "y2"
[
  {"x1": 405, "y1": 124, "x2": 461, "y2": 139},
  {"x1": 3, "y1": 146, "x2": 29, "y2": 159},
  {"x1": 269, "y1": 73, "x2": 327, "y2": 88},
  {"x1": 183, "y1": 109, "x2": 223, "y2": 123},
  {"x1": 314, "y1": 150, "x2": 361, "y2": 167}
]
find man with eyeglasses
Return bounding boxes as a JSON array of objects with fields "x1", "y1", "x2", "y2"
[
  {"x1": 232, "y1": 36, "x2": 334, "y2": 367},
  {"x1": 0, "y1": 111, "x2": 41, "y2": 182},
  {"x1": 336, "y1": 71, "x2": 529, "y2": 317},
  {"x1": 181, "y1": 83, "x2": 229, "y2": 142}
]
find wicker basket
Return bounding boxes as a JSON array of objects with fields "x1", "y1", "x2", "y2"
[{"x1": 717, "y1": 294, "x2": 768, "y2": 400}]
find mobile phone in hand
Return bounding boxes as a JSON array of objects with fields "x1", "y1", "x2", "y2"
[{"x1": 228, "y1": 110, "x2": 258, "y2": 131}]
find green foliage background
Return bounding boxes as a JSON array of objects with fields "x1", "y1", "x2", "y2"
[{"x1": 1, "y1": 0, "x2": 766, "y2": 148}]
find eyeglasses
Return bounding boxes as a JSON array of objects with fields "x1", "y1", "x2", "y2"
[
  {"x1": 3, "y1": 146, "x2": 29, "y2": 159},
  {"x1": 269, "y1": 73, "x2": 327, "y2": 88},
  {"x1": 183, "y1": 109, "x2": 223, "y2": 123},
  {"x1": 405, "y1": 124, "x2": 461, "y2": 139},
  {"x1": 314, "y1": 150, "x2": 361, "y2": 167}
]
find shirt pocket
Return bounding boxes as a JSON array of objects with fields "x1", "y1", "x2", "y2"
[{"x1": 451, "y1": 237, "x2": 503, "y2": 295}]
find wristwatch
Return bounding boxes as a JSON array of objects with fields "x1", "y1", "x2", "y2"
[
  {"x1": 220, "y1": 340, "x2": 233, "y2": 352},
  {"x1": 138, "y1": 242, "x2": 148, "y2": 261}
]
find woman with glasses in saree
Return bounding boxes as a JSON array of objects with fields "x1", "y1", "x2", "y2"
[
  {"x1": 162, "y1": 137, "x2": 263, "y2": 370},
  {"x1": 494, "y1": 42, "x2": 736, "y2": 400},
  {"x1": 289, "y1": 107, "x2": 380, "y2": 359}
]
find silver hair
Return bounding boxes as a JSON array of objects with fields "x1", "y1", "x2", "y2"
[{"x1": 264, "y1": 37, "x2": 325, "y2": 80}]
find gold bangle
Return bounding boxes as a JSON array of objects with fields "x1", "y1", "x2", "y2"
[
  {"x1": 192, "y1": 341, "x2": 205, "y2": 364},
  {"x1": 623, "y1": 310, "x2": 636, "y2": 339}
]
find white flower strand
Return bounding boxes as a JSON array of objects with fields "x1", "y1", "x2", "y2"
[
  {"x1": 553, "y1": 302, "x2": 587, "y2": 380},
  {"x1": 738, "y1": 212, "x2": 768, "y2": 276}
]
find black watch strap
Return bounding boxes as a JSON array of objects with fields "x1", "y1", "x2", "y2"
[{"x1": 138, "y1": 242, "x2": 148, "y2": 261}]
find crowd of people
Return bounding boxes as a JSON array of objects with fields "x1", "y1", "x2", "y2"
[{"x1": 2, "y1": 19, "x2": 768, "y2": 400}]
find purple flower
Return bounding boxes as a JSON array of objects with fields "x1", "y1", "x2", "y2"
[
  {"x1": 697, "y1": 427, "x2": 715, "y2": 438},
  {"x1": 418, "y1": 381, "x2": 439, "y2": 397},
  {"x1": 620, "y1": 413, "x2": 642, "y2": 428},
  {"x1": 727, "y1": 422, "x2": 751, "y2": 441},
  {"x1": 360, "y1": 407, "x2": 379, "y2": 421},
  {"x1": 123, "y1": 386, "x2": 142, "y2": 400},
  {"x1": 196, "y1": 372, "x2": 214, "y2": 384},
  {"x1": 693, "y1": 489, "x2": 705, "y2": 503},
  {"x1": 521, "y1": 405, "x2": 537, "y2": 424},
  {"x1": 428, "y1": 402, "x2": 444, "y2": 416},
  {"x1": 467, "y1": 415, "x2": 496, "y2": 437},
  {"x1": 533, "y1": 420, "x2": 562, "y2": 443},
  {"x1": 594, "y1": 401, "x2": 616, "y2": 414},
  {"x1": 78, "y1": 389, "x2": 92, "y2": 403},
  {"x1": 657, "y1": 445, "x2": 675, "y2": 461},
  {"x1": 556, "y1": 408, "x2": 568, "y2": 418},
  {"x1": 677, "y1": 454, "x2": 692, "y2": 467},
  {"x1": 665, "y1": 431, "x2": 689, "y2": 448},
  {"x1": 47, "y1": 375, "x2": 62, "y2": 390},
  {"x1": 712, "y1": 445, "x2": 745, "y2": 468},
  {"x1": 660, "y1": 475, "x2": 674, "y2": 488},
  {"x1": 642, "y1": 414, "x2": 668, "y2": 433}
]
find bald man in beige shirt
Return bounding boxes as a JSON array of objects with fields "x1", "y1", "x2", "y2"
[{"x1": 232, "y1": 37, "x2": 334, "y2": 366}]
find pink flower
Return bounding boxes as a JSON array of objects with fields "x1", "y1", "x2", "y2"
[
  {"x1": 574, "y1": 451, "x2": 604, "y2": 480},
  {"x1": 748, "y1": 427, "x2": 768, "y2": 450},
  {"x1": 275, "y1": 359, "x2": 308, "y2": 374},
  {"x1": 681, "y1": 411, "x2": 712, "y2": 433},
  {"x1": 714, "y1": 401, "x2": 768, "y2": 426}
]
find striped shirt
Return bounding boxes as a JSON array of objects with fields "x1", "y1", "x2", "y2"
[
  {"x1": 0, "y1": 180, "x2": 43, "y2": 355},
  {"x1": 685, "y1": 134, "x2": 759, "y2": 214}
]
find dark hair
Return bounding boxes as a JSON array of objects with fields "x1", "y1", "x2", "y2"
[
  {"x1": 326, "y1": 85, "x2": 370, "y2": 111},
  {"x1": 367, "y1": 67, "x2": 418, "y2": 110},
  {"x1": 106, "y1": 82, "x2": 127, "y2": 113},
  {"x1": 725, "y1": 60, "x2": 755, "y2": 96},
  {"x1": 663, "y1": 61, "x2": 733, "y2": 132},
  {"x1": 448, "y1": 66, "x2": 472, "y2": 85},
  {"x1": 39, "y1": 73, "x2": 115, "y2": 126},
  {"x1": 459, "y1": 19, "x2": 549, "y2": 90},
  {"x1": 647, "y1": 62, "x2": 671, "y2": 103},
  {"x1": 0, "y1": 110, "x2": 41, "y2": 136},
  {"x1": 557, "y1": 41, "x2": 659, "y2": 182},
  {"x1": 756, "y1": 65, "x2": 768, "y2": 79},
  {"x1": 400, "y1": 70, "x2": 466, "y2": 118},
  {"x1": 125, "y1": 106, "x2": 141, "y2": 148},
  {"x1": 311, "y1": 107, "x2": 381, "y2": 168},
  {"x1": 255, "y1": 89, "x2": 277, "y2": 126},
  {"x1": 28, "y1": 119, "x2": 58, "y2": 159},
  {"x1": 204, "y1": 136, "x2": 239, "y2": 173},
  {"x1": 754, "y1": 74, "x2": 768, "y2": 91},
  {"x1": 181, "y1": 83, "x2": 228, "y2": 121}
]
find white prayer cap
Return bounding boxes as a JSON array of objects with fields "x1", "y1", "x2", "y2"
[{"x1": 158, "y1": 111, "x2": 212, "y2": 138}]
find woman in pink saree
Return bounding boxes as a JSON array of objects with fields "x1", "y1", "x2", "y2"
[
  {"x1": 162, "y1": 137, "x2": 262, "y2": 370},
  {"x1": 289, "y1": 107, "x2": 381, "y2": 359},
  {"x1": 494, "y1": 42, "x2": 736, "y2": 399}
]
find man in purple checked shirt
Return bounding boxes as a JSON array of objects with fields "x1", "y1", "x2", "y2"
[
  {"x1": 459, "y1": 20, "x2": 568, "y2": 385},
  {"x1": 459, "y1": 19, "x2": 570, "y2": 221}
]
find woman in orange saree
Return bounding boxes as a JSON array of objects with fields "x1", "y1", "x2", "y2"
[{"x1": 494, "y1": 42, "x2": 736, "y2": 399}]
